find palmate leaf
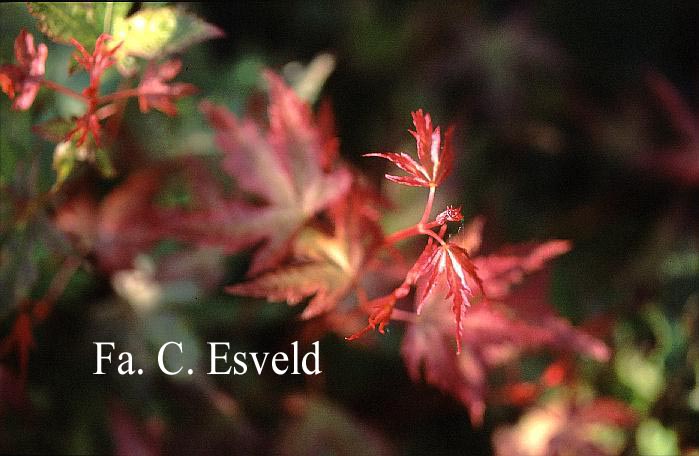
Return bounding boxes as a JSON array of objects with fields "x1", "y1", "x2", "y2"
[
  {"x1": 170, "y1": 72, "x2": 351, "y2": 276},
  {"x1": 54, "y1": 169, "x2": 166, "y2": 273},
  {"x1": 401, "y1": 217, "x2": 608, "y2": 424},
  {"x1": 403, "y1": 279, "x2": 609, "y2": 425},
  {"x1": 405, "y1": 238, "x2": 482, "y2": 354},
  {"x1": 227, "y1": 181, "x2": 383, "y2": 319},
  {"x1": 0, "y1": 30, "x2": 48, "y2": 111},
  {"x1": 365, "y1": 109, "x2": 455, "y2": 187},
  {"x1": 27, "y1": 2, "x2": 133, "y2": 46},
  {"x1": 226, "y1": 249, "x2": 355, "y2": 320}
]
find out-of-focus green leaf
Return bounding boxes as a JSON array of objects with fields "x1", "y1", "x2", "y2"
[
  {"x1": 111, "y1": 6, "x2": 223, "y2": 74},
  {"x1": 94, "y1": 147, "x2": 116, "y2": 179},
  {"x1": 27, "y1": 2, "x2": 133, "y2": 46},
  {"x1": 636, "y1": 419, "x2": 679, "y2": 456},
  {"x1": 32, "y1": 117, "x2": 73, "y2": 142},
  {"x1": 52, "y1": 140, "x2": 77, "y2": 190},
  {"x1": 283, "y1": 53, "x2": 336, "y2": 103}
]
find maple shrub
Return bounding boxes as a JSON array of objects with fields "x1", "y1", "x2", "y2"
[
  {"x1": 1, "y1": 3, "x2": 654, "y2": 454},
  {"x1": 181, "y1": 77, "x2": 612, "y2": 425}
]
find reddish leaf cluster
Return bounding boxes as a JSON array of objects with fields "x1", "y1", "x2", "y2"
[
  {"x1": 365, "y1": 109, "x2": 454, "y2": 187},
  {"x1": 67, "y1": 34, "x2": 121, "y2": 147},
  {"x1": 55, "y1": 169, "x2": 168, "y2": 273},
  {"x1": 401, "y1": 218, "x2": 609, "y2": 424},
  {"x1": 0, "y1": 29, "x2": 198, "y2": 155},
  {"x1": 0, "y1": 29, "x2": 47, "y2": 110},
  {"x1": 37, "y1": 67, "x2": 611, "y2": 427},
  {"x1": 137, "y1": 60, "x2": 197, "y2": 116},
  {"x1": 167, "y1": 72, "x2": 352, "y2": 276},
  {"x1": 407, "y1": 237, "x2": 483, "y2": 353}
]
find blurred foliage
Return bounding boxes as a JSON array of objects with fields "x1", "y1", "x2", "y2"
[{"x1": 1, "y1": 1, "x2": 698, "y2": 455}]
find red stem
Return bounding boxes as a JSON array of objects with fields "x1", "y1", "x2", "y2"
[
  {"x1": 384, "y1": 220, "x2": 440, "y2": 245},
  {"x1": 42, "y1": 79, "x2": 87, "y2": 102},
  {"x1": 390, "y1": 308, "x2": 417, "y2": 323},
  {"x1": 383, "y1": 185, "x2": 446, "y2": 247},
  {"x1": 97, "y1": 88, "x2": 142, "y2": 104},
  {"x1": 420, "y1": 185, "x2": 436, "y2": 225}
]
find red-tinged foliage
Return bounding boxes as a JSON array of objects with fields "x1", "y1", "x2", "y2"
[
  {"x1": 473, "y1": 240, "x2": 572, "y2": 301},
  {"x1": 0, "y1": 310, "x2": 34, "y2": 385},
  {"x1": 181, "y1": 73, "x2": 351, "y2": 275},
  {"x1": 315, "y1": 99, "x2": 340, "y2": 172},
  {"x1": 65, "y1": 35, "x2": 120, "y2": 147},
  {"x1": 137, "y1": 59, "x2": 197, "y2": 116},
  {"x1": 0, "y1": 366, "x2": 29, "y2": 413},
  {"x1": 640, "y1": 72, "x2": 699, "y2": 186},
  {"x1": 55, "y1": 170, "x2": 166, "y2": 273},
  {"x1": 500, "y1": 382, "x2": 540, "y2": 407},
  {"x1": 411, "y1": 240, "x2": 482, "y2": 353},
  {"x1": 435, "y1": 205, "x2": 464, "y2": 225},
  {"x1": 401, "y1": 217, "x2": 608, "y2": 424},
  {"x1": 493, "y1": 395, "x2": 637, "y2": 456},
  {"x1": 67, "y1": 111, "x2": 102, "y2": 147},
  {"x1": 108, "y1": 401, "x2": 163, "y2": 456},
  {"x1": 346, "y1": 294, "x2": 397, "y2": 340},
  {"x1": 540, "y1": 359, "x2": 571, "y2": 387},
  {"x1": 71, "y1": 34, "x2": 120, "y2": 92},
  {"x1": 0, "y1": 29, "x2": 47, "y2": 111},
  {"x1": 365, "y1": 109, "x2": 455, "y2": 187},
  {"x1": 227, "y1": 180, "x2": 384, "y2": 319}
]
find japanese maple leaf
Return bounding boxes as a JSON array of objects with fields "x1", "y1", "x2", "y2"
[
  {"x1": 66, "y1": 34, "x2": 121, "y2": 147},
  {"x1": 401, "y1": 217, "x2": 609, "y2": 424},
  {"x1": 54, "y1": 169, "x2": 167, "y2": 273},
  {"x1": 0, "y1": 29, "x2": 47, "y2": 111},
  {"x1": 227, "y1": 180, "x2": 383, "y2": 319},
  {"x1": 403, "y1": 232, "x2": 482, "y2": 354},
  {"x1": 365, "y1": 109, "x2": 455, "y2": 187},
  {"x1": 348, "y1": 207, "x2": 472, "y2": 345},
  {"x1": 184, "y1": 72, "x2": 351, "y2": 275},
  {"x1": 71, "y1": 34, "x2": 120, "y2": 92},
  {"x1": 137, "y1": 59, "x2": 197, "y2": 116}
]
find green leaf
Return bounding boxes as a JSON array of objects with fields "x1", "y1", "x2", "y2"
[
  {"x1": 94, "y1": 148, "x2": 116, "y2": 179},
  {"x1": 32, "y1": 117, "x2": 74, "y2": 142},
  {"x1": 52, "y1": 140, "x2": 77, "y2": 190},
  {"x1": 636, "y1": 419, "x2": 679, "y2": 456},
  {"x1": 27, "y1": 2, "x2": 133, "y2": 46},
  {"x1": 111, "y1": 6, "x2": 223, "y2": 73}
]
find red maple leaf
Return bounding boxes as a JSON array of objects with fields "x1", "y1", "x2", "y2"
[
  {"x1": 401, "y1": 217, "x2": 609, "y2": 424},
  {"x1": 0, "y1": 29, "x2": 47, "y2": 111},
  {"x1": 172, "y1": 72, "x2": 351, "y2": 275},
  {"x1": 54, "y1": 169, "x2": 167, "y2": 273},
  {"x1": 137, "y1": 59, "x2": 197, "y2": 116},
  {"x1": 70, "y1": 34, "x2": 120, "y2": 93},
  {"x1": 227, "y1": 179, "x2": 384, "y2": 319},
  {"x1": 65, "y1": 34, "x2": 122, "y2": 147},
  {"x1": 365, "y1": 109, "x2": 455, "y2": 187},
  {"x1": 412, "y1": 240, "x2": 483, "y2": 353}
]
